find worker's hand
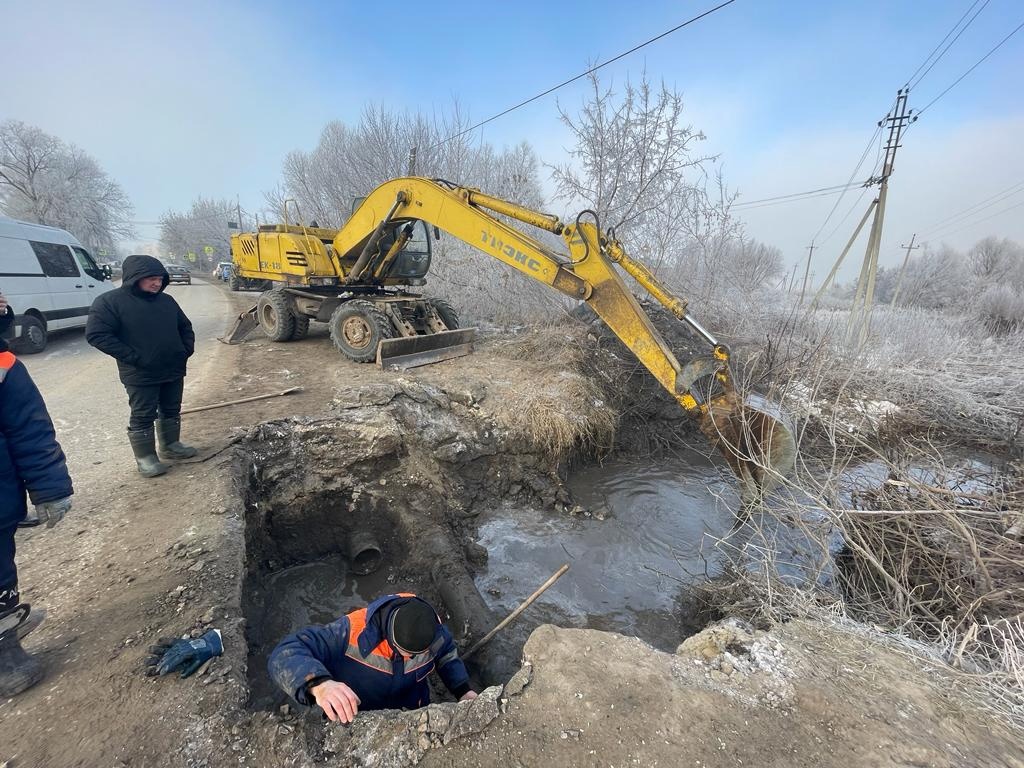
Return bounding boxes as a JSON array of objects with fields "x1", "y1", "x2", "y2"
[
  {"x1": 459, "y1": 690, "x2": 478, "y2": 702},
  {"x1": 33, "y1": 497, "x2": 72, "y2": 528},
  {"x1": 311, "y1": 679, "x2": 361, "y2": 724},
  {"x1": 144, "y1": 629, "x2": 223, "y2": 677}
]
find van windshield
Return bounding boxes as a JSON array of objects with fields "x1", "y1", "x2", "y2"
[{"x1": 73, "y1": 246, "x2": 106, "y2": 281}]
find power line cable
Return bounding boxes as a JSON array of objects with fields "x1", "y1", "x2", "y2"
[
  {"x1": 810, "y1": 121, "x2": 885, "y2": 244},
  {"x1": 732, "y1": 180, "x2": 867, "y2": 209},
  {"x1": 920, "y1": 181, "x2": 1024, "y2": 238},
  {"x1": 907, "y1": 0, "x2": 989, "y2": 89},
  {"x1": 733, "y1": 184, "x2": 870, "y2": 211},
  {"x1": 425, "y1": 0, "x2": 738, "y2": 151},
  {"x1": 915, "y1": 20, "x2": 1024, "y2": 118},
  {"x1": 923, "y1": 198, "x2": 1024, "y2": 240}
]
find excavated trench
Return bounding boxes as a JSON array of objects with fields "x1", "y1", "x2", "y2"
[{"x1": 238, "y1": 376, "x2": 836, "y2": 715}]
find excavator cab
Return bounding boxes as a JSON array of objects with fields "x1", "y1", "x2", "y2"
[{"x1": 376, "y1": 220, "x2": 432, "y2": 284}]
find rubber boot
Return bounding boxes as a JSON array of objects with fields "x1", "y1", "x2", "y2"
[
  {"x1": 0, "y1": 628, "x2": 43, "y2": 697},
  {"x1": 156, "y1": 417, "x2": 197, "y2": 460},
  {"x1": 17, "y1": 606, "x2": 44, "y2": 641},
  {"x1": 128, "y1": 427, "x2": 169, "y2": 477}
]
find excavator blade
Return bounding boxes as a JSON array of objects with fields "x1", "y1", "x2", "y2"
[
  {"x1": 219, "y1": 305, "x2": 259, "y2": 344},
  {"x1": 376, "y1": 328, "x2": 476, "y2": 370},
  {"x1": 698, "y1": 393, "x2": 796, "y2": 500}
]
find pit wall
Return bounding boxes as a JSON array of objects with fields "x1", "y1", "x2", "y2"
[{"x1": 238, "y1": 379, "x2": 581, "y2": 703}]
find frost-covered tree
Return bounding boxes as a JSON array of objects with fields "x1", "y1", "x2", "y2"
[
  {"x1": 0, "y1": 120, "x2": 133, "y2": 252},
  {"x1": 158, "y1": 197, "x2": 236, "y2": 272}
]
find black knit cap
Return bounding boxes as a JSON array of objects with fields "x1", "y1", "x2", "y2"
[{"x1": 388, "y1": 600, "x2": 438, "y2": 654}]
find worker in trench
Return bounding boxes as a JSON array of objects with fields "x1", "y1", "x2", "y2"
[{"x1": 268, "y1": 593, "x2": 478, "y2": 723}]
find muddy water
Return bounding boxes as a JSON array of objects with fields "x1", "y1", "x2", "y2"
[{"x1": 473, "y1": 449, "x2": 745, "y2": 676}]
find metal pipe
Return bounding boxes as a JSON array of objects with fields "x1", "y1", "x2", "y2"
[{"x1": 347, "y1": 530, "x2": 383, "y2": 576}]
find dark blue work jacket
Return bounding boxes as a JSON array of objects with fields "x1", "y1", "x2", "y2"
[{"x1": 267, "y1": 593, "x2": 470, "y2": 712}]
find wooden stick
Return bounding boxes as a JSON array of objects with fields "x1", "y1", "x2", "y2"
[
  {"x1": 180, "y1": 387, "x2": 303, "y2": 415},
  {"x1": 464, "y1": 564, "x2": 569, "y2": 659}
]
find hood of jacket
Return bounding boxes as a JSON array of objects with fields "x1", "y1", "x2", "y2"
[{"x1": 121, "y1": 255, "x2": 169, "y2": 292}]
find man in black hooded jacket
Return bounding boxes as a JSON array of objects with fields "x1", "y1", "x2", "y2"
[{"x1": 86, "y1": 255, "x2": 197, "y2": 477}]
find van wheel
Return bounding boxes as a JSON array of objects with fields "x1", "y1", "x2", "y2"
[{"x1": 16, "y1": 316, "x2": 47, "y2": 354}]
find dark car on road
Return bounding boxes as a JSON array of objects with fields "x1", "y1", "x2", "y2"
[{"x1": 166, "y1": 265, "x2": 192, "y2": 285}]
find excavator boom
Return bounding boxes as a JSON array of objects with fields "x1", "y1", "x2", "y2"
[{"x1": 336, "y1": 178, "x2": 795, "y2": 494}]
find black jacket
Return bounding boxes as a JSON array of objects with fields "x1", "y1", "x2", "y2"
[{"x1": 86, "y1": 255, "x2": 195, "y2": 386}]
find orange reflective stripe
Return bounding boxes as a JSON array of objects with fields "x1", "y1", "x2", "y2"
[
  {"x1": 0, "y1": 351, "x2": 15, "y2": 370},
  {"x1": 344, "y1": 607, "x2": 395, "y2": 673}
]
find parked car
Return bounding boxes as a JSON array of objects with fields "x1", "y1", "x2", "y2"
[
  {"x1": 166, "y1": 264, "x2": 192, "y2": 285},
  {"x1": 0, "y1": 216, "x2": 116, "y2": 353},
  {"x1": 215, "y1": 261, "x2": 233, "y2": 281}
]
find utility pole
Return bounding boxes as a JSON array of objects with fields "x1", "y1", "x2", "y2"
[
  {"x1": 799, "y1": 242, "x2": 815, "y2": 305},
  {"x1": 236, "y1": 196, "x2": 243, "y2": 232},
  {"x1": 889, "y1": 233, "x2": 920, "y2": 307},
  {"x1": 848, "y1": 88, "x2": 915, "y2": 346},
  {"x1": 408, "y1": 146, "x2": 418, "y2": 176}
]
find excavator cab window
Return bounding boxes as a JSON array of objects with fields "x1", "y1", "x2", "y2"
[{"x1": 380, "y1": 219, "x2": 432, "y2": 281}]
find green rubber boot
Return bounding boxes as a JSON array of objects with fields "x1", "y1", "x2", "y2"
[
  {"x1": 156, "y1": 417, "x2": 198, "y2": 459},
  {"x1": 128, "y1": 427, "x2": 169, "y2": 477}
]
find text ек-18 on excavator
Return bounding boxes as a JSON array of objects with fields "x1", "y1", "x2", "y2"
[{"x1": 222, "y1": 177, "x2": 796, "y2": 496}]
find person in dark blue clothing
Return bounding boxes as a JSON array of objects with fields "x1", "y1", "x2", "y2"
[
  {"x1": 268, "y1": 593, "x2": 477, "y2": 723},
  {"x1": 86, "y1": 254, "x2": 197, "y2": 478},
  {"x1": 0, "y1": 292, "x2": 74, "y2": 697}
]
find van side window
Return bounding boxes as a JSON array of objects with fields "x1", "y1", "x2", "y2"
[
  {"x1": 30, "y1": 241, "x2": 80, "y2": 278},
  {"x1": 72, "y1": 246, "x2": 106, "y2": 281}
]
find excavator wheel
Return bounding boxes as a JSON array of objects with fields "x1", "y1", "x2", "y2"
[
  {"x1": 256, "y1": 289, "x2": 296, "y2": 342},
  {"x1": 426, "y1": 298, "x2": 460, "y2": 330},
  {"x1": 329, "y1": 300, "x2": 394, "y2": 363},
  {"x1": 290, "y1": 315, "x2": 310, "y2": 341}
]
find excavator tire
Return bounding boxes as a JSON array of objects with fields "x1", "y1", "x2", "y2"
[
  {"x1": 228, "y1": 271, "x2": 241, "y2": 292},
  {"x1": 290, "y1": 315, "x2": 311, "y2": 341},
  {"x1": 426, "y1": 297, "x2": 460, "y2": 330},
  {"x1": 257, "y1": 289, "x2": 296, "y2": 342},
  {"x1": 329, "y1": 299, "x2": 394, "y2": 363}
]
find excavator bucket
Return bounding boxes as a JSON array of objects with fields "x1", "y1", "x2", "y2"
[
  {"x1": 698, "y1": 393, "x2": 796, "y2": 500},
  {"x1": 219, "y1": 305, "x2": 259, "y2": 344},
  {"x1": 376, "y1": 328, "x2": 476, "y2": 370}
]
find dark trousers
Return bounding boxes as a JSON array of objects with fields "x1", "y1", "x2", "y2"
[
  {"x1": 0, "y1": 522, "x2": 17, "y2": 612},
  {"x1": 125, "y1": 378, "x2": 184, "y2": 431}
]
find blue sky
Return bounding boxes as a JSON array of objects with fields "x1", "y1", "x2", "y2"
[{"x1": 1, "y1": 0, "x2": 1021, "y2": 280}]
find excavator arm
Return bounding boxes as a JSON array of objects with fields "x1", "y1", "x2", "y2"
[{"x1": 336, "y1": 178, "x2": 795, "y2": 494}]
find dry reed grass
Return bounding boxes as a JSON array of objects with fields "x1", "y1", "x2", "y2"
[{"x1": 487, "y1": 325, "x2": 618, "y2": 463}]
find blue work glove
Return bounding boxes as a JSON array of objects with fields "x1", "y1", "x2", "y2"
[{"x1": 144, "y1": 629, "x2": 223, "y2": 678}]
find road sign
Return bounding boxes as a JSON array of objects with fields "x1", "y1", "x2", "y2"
[
  {"x1": 187, "y1": 252, "x2": 197, "y2": 262},
  {"x1": 203, "y1": 245, "x2": 214, "y2": 255}
]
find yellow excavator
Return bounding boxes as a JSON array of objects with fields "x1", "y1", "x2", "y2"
[{"x1": 223, "y1": 177, "x2": 795, "y2": 494}]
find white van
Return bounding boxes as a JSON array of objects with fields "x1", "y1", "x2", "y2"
[{"x1": 0, "y1": 216, "x2": 116, "y2": 353}]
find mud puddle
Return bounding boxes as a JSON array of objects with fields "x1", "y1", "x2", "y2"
[{"x1": 473, "y1": 449, "x2": 742, "y2": 676}]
